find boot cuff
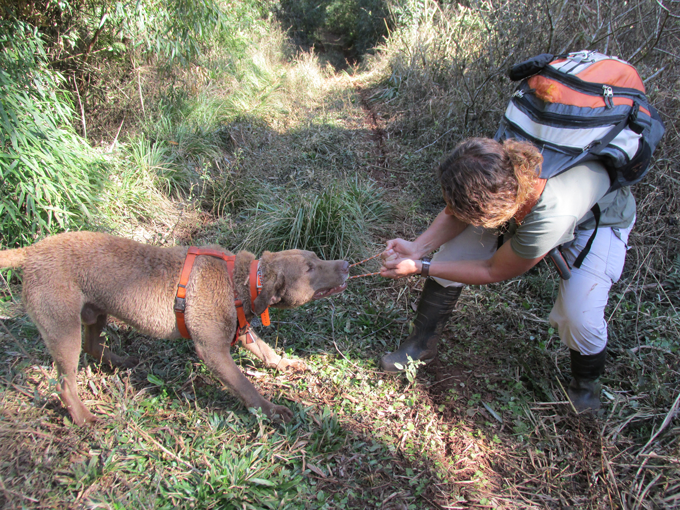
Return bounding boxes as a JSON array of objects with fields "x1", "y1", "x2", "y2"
[{"x1": 570, "y1": 348, "x2": 606, "y2": 380}]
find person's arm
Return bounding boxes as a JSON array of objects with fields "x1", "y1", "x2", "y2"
[
  {"x1": 382, "y1": 209, "x2": 468, "y2": 260},
  {"x1": 381, "y1": 240, "x2": 545, "y2": 284}
]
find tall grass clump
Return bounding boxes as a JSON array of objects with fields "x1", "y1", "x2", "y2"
[
  {"x1": 93, "y1": 135, "x2": 178, "y2": 225},
  {"x1": 239, "y1": 178, "x2": 391, "y2": 260},
  {"x1": 164, "y1": 16, "x2": 291, "y2": 127},
  {"x1": 0, "y1": 21, "x2": 105, "y2": 247},
  {"x1": 134, "y1": 43, "x2": 294, "y2": 211}
]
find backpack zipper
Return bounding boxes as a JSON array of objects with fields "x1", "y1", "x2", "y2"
[
  {"x1": 602, "y1": 85, "x2": 614, "y2": 109},
  {"x1": 501, "y1": 118, "x2": 632, "y2": 175},
  {"x1": 502, "y1": 118, "x2": 583, "y2": 156},
  {"x1": 542, "y1": 65, "x2": 647, "y2": 102},
  {"x1": 513, "y1": 94, "x2": 626, "y2": 127}
]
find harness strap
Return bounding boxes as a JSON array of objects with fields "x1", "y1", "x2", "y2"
[
  {"x1": 224, "y1": 257, "x2": 251, "y2": 345},
  {"x1": 174, "y1": 247, "x2": 200, "y2": 339},
  {"x1": 174, "y1": 248, "x2": 266, "y2": 344},
  {"x1": 249, "y1": 260, "x2": 270, "y2": 326}
]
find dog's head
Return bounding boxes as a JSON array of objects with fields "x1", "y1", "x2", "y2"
[{"x1": 253, "y1": 250, "x2": 349, "y2": 314}]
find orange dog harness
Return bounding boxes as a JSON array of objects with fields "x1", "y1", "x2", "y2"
[{"x1": 174, "y1": 247, "x2": 270, "y2": 345}]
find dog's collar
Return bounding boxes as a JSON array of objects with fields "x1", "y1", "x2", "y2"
[{"x1": 174, "y1": 247, "x2": 270, "y2": 344}]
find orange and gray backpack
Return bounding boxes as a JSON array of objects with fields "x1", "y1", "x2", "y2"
[
  {"x1": 495, "y1": 50, "x2": 665, "y2": 191},
  {"x1": 495, "y1": 50, "x2": 665, "y2": 276}
]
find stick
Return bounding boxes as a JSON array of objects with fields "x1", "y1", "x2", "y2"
[
  {"x1": 348, "y1": 271, "x2": 381, "y2": 280},
  {"x1": 556, "y1": 376, "x2": 578, "y2": 414},
  {"x1": 349, "y1": 253, "x2": 382, "y2": 267},
  {"x1": 108, "y1": 115, "x2": 125, "y2": 152},
  {"x1": 129, "y1": 422, "x2": 198, "y2": 473},
  {"x1": 638, "y1": 391, "x2": 680, "y2": 455},
  {"x1": 73, "y1": 75, "x2": 87, "y2": 140},
  {"x1": 349, "y1": 252, "x2": 383, "y2": 279},
  {"x1": 137, "y1": 68, "x2": 146, "y2": 119}
]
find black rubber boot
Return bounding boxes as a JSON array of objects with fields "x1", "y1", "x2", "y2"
[
  {"x1": 568, "y1": 348, "x2": 606, "y2": 413},
  {"x1": 380, "y1": 278, "x2": 462, "y2": 373}
]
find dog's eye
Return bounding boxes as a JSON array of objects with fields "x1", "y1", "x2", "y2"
[{"x1": 306, "y1": 263, "x2": 314, "y2": 273}]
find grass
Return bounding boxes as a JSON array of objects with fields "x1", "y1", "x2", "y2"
[
  {"x1": 1, "y1": 0, "x2": 679, "y2": 508},
  {"x1": 2, "y1": 265, "x2": 678, "y2": 508},
  {"x1": 236, "y1": 177, "x2": 392, "y2": 261}
]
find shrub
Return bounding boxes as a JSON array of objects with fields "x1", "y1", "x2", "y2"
[
  {"x1": 0, "y1": 21, "x2": 105, "y2": 247},
  {"x1": 273, "y1": 0, "x2": 391, "y2": 63}
]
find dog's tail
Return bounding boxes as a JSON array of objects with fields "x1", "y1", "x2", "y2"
[{"x1": 0, "y1": 248, "x2": 27, "y2": 268}]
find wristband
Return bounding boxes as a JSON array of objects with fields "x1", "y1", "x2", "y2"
[{"x1": 420, "y1": 256, "x2": 432, "y2": 277}]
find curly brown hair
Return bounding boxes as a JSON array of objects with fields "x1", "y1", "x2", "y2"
[{"x1": 436, "y1": 138, "x2": 543, "y2": 228}]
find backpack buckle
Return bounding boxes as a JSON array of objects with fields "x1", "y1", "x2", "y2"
[
  {"x1": 568, "y1": 50, "x2": 593, "y2": 63},
  {"x1": 582, "y1": 140, "x2": 601, "y2": 153},
  {"x1": 628, "y1": 102, "x2": 644, "y2": 134}
]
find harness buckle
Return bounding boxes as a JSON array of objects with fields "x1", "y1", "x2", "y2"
[
  {"x1": 234, "y1": 325, "x2": 256, "y2": 346},
  {"x1": 174, "y1": 296, "x2": 186, "y2": 312},
  {"x1": 244, "y1": 328, "x2": 255, "y2": 344}
]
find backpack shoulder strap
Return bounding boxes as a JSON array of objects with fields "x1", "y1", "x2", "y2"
[{"x1": 573, "y1": 204, "x2": 601, "y2": 269}]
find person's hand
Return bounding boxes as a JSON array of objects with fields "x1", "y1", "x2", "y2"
[
  {"x1": 381, "y1": 238, "x2": 421, "y2": 261},
  {"x1": 380, "y1": 239, "x2": 422, "y2": 279},
  {"x1": 380, "y1": 254, "x2": 420, "y2": 279}
]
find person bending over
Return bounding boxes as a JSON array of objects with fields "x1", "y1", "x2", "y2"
[{"x1": 380, "y1": 137, "x2": 635, "y2": 412}]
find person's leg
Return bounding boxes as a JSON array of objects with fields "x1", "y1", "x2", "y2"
[
  {"x1": 380, "y1": 225, "x2": 498, "y2": 372},
  {"x1": 549, "y1": 222, "x2": 633, "y2": 411}
]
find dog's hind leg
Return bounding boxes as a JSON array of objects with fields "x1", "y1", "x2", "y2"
[
  {"x1": 81, "y1": 306, "x2": 138, "y2": 369},
  {"x1": 193, "y1": 326, "x2": 294, "y2": 423},
  {"x1": 239, "y1": 331, "x2": 306, "y2": 372},
  {"x1": 38, "y1": 320, "x2": 97, "y2": 426}
]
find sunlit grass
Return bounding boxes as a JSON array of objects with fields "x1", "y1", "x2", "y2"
[{"x1": 238, "y1": 177, "x2": 392, "y2": 260}]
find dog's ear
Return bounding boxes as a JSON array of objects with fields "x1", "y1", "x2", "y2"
[
  {"x1": 253, "y1": 256, "x2": 283, "y2": 315},
  {"x1": 253, "y1": 276, "x2": 282, "y2": 314}
]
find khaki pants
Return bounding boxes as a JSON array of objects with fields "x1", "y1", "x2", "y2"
[{"x1": 431, "y1": 221, "x2": 634, "y2": 355}]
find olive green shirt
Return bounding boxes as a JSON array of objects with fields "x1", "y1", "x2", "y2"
[{"x1": 510, "y1": 161, "x2": 636, "y2": 259}]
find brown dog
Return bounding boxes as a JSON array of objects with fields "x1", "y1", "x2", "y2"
[{"x1": 0, "y1": 231, "x2": 349, "y2": 425}]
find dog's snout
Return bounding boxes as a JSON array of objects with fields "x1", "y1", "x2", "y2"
[{"x1": 340, "y1": 261, "x2": 350, "y2": 274}]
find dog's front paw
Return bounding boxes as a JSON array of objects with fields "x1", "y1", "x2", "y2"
[
  {"x1": 120, "y1": 356, "x2": 139, "y2": 369},
  {"x1": 276, "y1": 358, "x2": 307, "y2": 373},
  {"x1": 265, "y1": 404, "x2": 294, "y2": 423}
]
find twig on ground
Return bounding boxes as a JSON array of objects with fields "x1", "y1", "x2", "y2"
[
  {"x1": 555, "y1": 377, "x2": 578, "y2": 414},
  {"x1": 638, "y1": 391, "x2": 680, "y2": 455}
]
